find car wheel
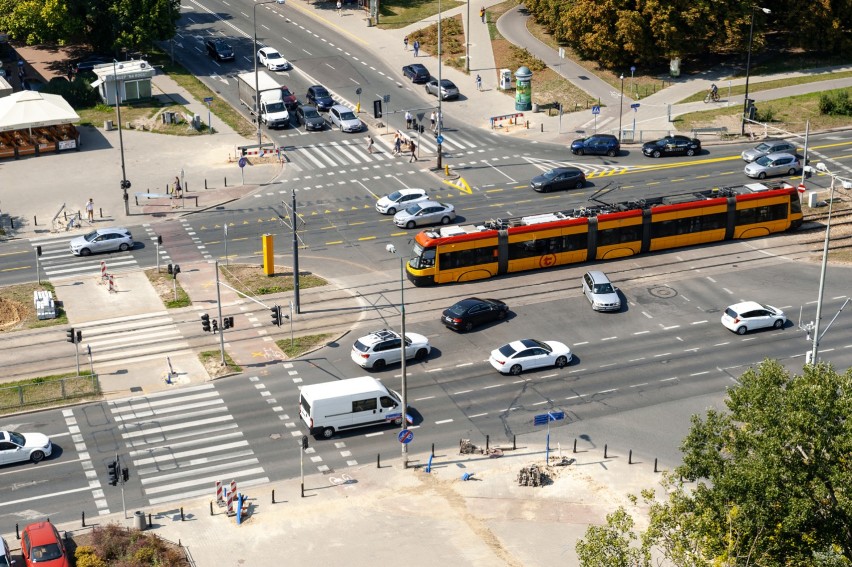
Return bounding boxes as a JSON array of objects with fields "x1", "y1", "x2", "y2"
[
  {"x1": 387, "y1": 207, "x2": 396, "y2": 215},
  {"x1": 321, "y1": 427, "x2": 335, "y2": 439},
  {"x1": 758, "y1": 172, "x2": 767, "y2": 179},
  {"x1": 736, "y1": 326, "x2": 747, "y2": 335},
  {"x1": 30, "y1": 450, "x2": 45, "y2": 464},
  {"x1": 652, "y1": 150, "x2": 661, "y2": 158},
  {"x1": 606, "y1": 149, "x2": 617, "y2": 157},
  {"x1": 686, "y1": 149, "x2": 696, "y2": 156},
  {"x1": 509, "y1": 364, "x2": 522, "y2": 376},
  {"x1": 497, "y1": 310, "x2": 507, "y2": 320},
  {"x1": 575, "y1": 181, "x2": 584, "y2": 189},
  {"x1": 80, "y1": 248, "x2": 91, "y2": 256},
  {"x1": 415, "y1": 348, "x2": 428, "y2": 360},
  {"x1": 577, "y1": 148, "x2": 585, "y2": 156},
  {"x1": 406, "y1": 221, "x2": 416, "y2": 229},
  {"x1": 119, "y1": 243, "x2": 130, "y2": 252},
  {"x1": 372, "y1": 359, "x2": 386, "y2": 370},
  {"x1": 788, "y1": 168, "x2": 797, "y2": 176},
  {"x1": 463, "y1": 322, "x2": 474, "y2": 332},
  {"x1": 441, "y1": 216, "x2": 451, "y2": 225},
  {"x1": 554, "y1": 356, "x2": 568, "y2": 369},
  {"x1": 773, "y1": 319, "x2": 784, "y2": 329},
  {"x1": 392, "y1": 415, "x2": 403, "y2": 426}
]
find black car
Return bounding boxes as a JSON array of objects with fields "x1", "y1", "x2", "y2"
[
  {"x1": 296, "y1": 105, "x2": 325, "y2": 130},
  {"x1": 442, "y1": 298, "x2": 509, "y2": 332},
  {"x1": 641, "y1": 135, "x2": 701, "y2": 158},
  {"x1": 306, "y1": 85, "x2": 334, "y2": 111},
  {"x1": 570, "y1": 134, "x2": 620, "y2": 157},
  {"x1": 529, "y1": 167, "x2": 586, "y2": 193},
  {"x1": 205, "y1": 38, "x2": 235, "y2": 62},
  {"x1": 402, "y1": 63, "x2": 430, "y2": 83}
]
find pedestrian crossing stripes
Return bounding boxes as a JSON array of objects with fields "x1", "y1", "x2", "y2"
[
  {"x1": 70, "y1": 310, "x2": 190, "y2": 366},
  {"x1": 522, "y1": 156, "x2": 635, "y2": 178},
  {"x1": 110, "y1": 384, "x2": 269, "y2": 506},
  {"x1": 29, "y1": 232, "x2": 164, "y2": 279},
  {"x1": 283, "y1": 128, "x2": 488, "y2": 173}
]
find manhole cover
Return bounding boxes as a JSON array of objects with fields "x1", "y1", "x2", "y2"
[{"x1": 649, "y1": 286, "x2": 677, "y2": 299}]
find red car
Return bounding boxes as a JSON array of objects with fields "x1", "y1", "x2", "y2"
[{"x1": 21, "y1": 521, "x2": 70, "y2": 567}]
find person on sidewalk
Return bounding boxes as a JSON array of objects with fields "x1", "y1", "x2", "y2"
[
  {"x1": 413, "y1": 40, "x2": 420, "y2": 57},
  {"x1": 86, "y1": 198, "x2": 94, "y2": 223},
  {"x1": 366, "y1": 135, "x2": 375, "y2": 154},
  {"x1": 480, "y1": 6, "x2": 485, "y2": 23},
  {"x1": 409, "y1": 140, "x2": 417, "y2": 162},
  {"x1": 336, "y1": 0, "x2": 342, "y2": 15},
  {"x1": 393, "y1": 134, "x2": 402, "y2": 156},
  {"x1": 430, "y1": 110, "x2": 436, "y2": 132},
  {"x1": 405, "y1": 111, "x2": 413, "y2": 129},
  {"x1": 404, "y1": 36, "x2": 409, "y2": 51},
  {"x1": 475, "y1": 74, "x2": 482, "y2": 91}
]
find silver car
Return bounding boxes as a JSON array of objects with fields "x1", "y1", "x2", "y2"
[
  {"x1": 69, "y1": 227, "x2": 134, "y2": 256},
  {"x1": 393, "y1": 201, "x2": 456, "y2": 228},
  {"x1": 328, "y1": 104, "x2": 362, "y2": 133},
  {"x1": 741, "y1": 140, "x2": 797, "y2": 162},
  {"x1": 744, "y1": 152, "x2": 800, "y2": 179},
  {"x1": 425, "y1": 78, "x2": 459, "y2": 100},
  {"x1": 582, "y1": 271, "x2": 621, "y2": 312}
]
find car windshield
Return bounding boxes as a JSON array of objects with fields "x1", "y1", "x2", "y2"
[
  {"x1": 303, "y1": 109, "x2": 319, "y2": 118},
  {"x1": 755, "y1": 155, "x2": 772, "y2": 166},
  {"x1": 759, "y1": 303, "x2": 775, "y2": 314},
  {"x1": 441, "y1": 80, "x2": 455, "y2": 88},
  {"x1": 594, "y1": 283, "x2": 614, "y2": 294},
  {"x1": 353, "y1": 340, "x2": 370, "y2": 353},
  {"x1": 267, "y1": 51, "x2": 283, "y2": 60},
  {"x1": 83, "y1": 231, "x2": 99, "y2": 243},
  {"x1": 31, "y1": 544, "x2": 63, "y2": 561},
  {"x1": 755, "y1": 143, "x2": 771, "y2": 152},
  {"x1": 340, "y1": 111, "x2": 357, "y2": 120},
  {"x1": 8, "y1": 431, "x2": 24, "y2": 445},
  {"x1": 541, "y1": 170, "x2": 558, "y2": 179},
  {"x1": 266, "y1": 102, "x2": 285, "y2": 112},
  {"x1": 404, "y1": 204, "x2": 424, "y2": 215},
  {"x1": 498, "y1": 344, "x2": 517, "y2": 357},
  {"x1": 387, "y1": 191, "x2": 403, "y2": 201},
  {"x1": 281, "y1": 88, "x2": 293, "y2": 97},
  {"x1": 315, "y1": 88, "x2": 329, "y2": 97},
  {"x1": 448, "y1": 303, "x2": 470, "y2": 316}
]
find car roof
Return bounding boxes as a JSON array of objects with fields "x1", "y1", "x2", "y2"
[
  {"x1": 585, "y1": 270, "x2": 611, "y2": 282},
  {"x1": 727, "y1": 301, "x2": 765, "y2": 312},
  {"x1": 359, "y1": 329, "x2": 400, "y2": 344},
  {"x1": 23, "y1": 521, "x2": 59, "y2": 544},
  {"x1": 331, "y1": 104, "x2": 354, "y2": 113},
  {"x1": 552, "y1": 166, "x2": 582, "y2": 174},
  {"x1": 764, "y1": 152, "x2": 797, "y2": 159},
  {"x1": 95, "y1": 227, "x2": 129, "y2": 234}
]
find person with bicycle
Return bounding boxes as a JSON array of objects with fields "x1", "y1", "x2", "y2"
[{"x1": 706, "y1": 83, "x2": 719, "y2": 102}]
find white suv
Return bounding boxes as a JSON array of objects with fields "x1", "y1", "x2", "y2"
[
  {"x1": 328, "y1": 104, "x2": 362, "y2": 133},
  {"x1": 351, "y1": 329, "x2": 431, "y2": 370}
]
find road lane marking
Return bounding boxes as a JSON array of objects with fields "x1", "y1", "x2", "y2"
[{"x1": 435, "y1": 419, "x2": 453, "y2": 425}]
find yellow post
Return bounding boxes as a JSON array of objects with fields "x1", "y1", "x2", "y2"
[
  {"x1": 262, "y1": 233, "x2": 274, "y2": 276},
  {"x1": 356, "y1": 102, "x2": 361, "y2": 113},
  {"x1": 444, "y1": 164, "x2": 449, "y2": 176}
]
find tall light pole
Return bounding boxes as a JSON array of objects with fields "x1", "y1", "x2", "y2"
[
  {"x1": 465, "y1": 0, "x2": 470, "y2": 73},
  {"x1": 617, "y1": 74, "x2": 624, "y2": 142},
  {"x1": 386, "y1": 244, "x2": 408, "y2": 469},
  {"x1": 113, "y1": 60, "x2": 129, "y2": 216},
  {"x1": 436, "y1": 0, "x2": 443, "y2": 170},
  {"x1": 742, "y1": 6, "x2": 771, "y2": 136},
  {"x1": 253, "y1": 0, "x2": 286, "y2": 151}
]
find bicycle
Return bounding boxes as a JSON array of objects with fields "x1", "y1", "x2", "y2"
[{"x1": 704, "y1": 91, "x2": 720, "y2": 103}]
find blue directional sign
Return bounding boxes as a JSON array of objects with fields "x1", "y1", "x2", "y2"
[
  {"x1": 436, "y1": 134, "x2": 444, "y2": 144},
  {"x1": 630, "y1": 65, "x2": 636, "y2": 73},
  {"x1": 591, "y1": 105, "x2": 600, "y2": 115},
  {"x1": 630, "y1": 103, "x2": 640, "y2": 110},
  {"x1": 238, "y1": 157, "x2": 247, "y2": 169},
  {"x1": 203, "y1": 97, "x2": 214, "y2": 104},
  {"x1": 398, "y1": 429, "x2": 414, "y2": 444},
  {"x1": 534, "y1": 411, "x2": 566, "y2": 426}
]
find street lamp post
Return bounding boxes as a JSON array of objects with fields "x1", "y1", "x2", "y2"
[
  {"x1": 742, "y1": 6, "x2": 771, "y2": 136},
  {"x1": 253, "y1": 0, "x2": 286, "y2": 152},
  {"x1": 386, "y1": 244, "x2": 408, "y2": 469},
  {"x1": 617, "y1": 74, "x2": 624, "y2": 143},
  {"x1": 113, "y1": 60, "x2": 129, "y2": 216},
  {"x1": 465, "y1": 0, "x2": 470, "y2": 73},
  {"x1": 436, "y1": 0, "x2": 443, "y2": 169}
]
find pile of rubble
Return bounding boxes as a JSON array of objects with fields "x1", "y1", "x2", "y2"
[{"x1": 517, "y1": 464, "x2": 548, "y2": 487}]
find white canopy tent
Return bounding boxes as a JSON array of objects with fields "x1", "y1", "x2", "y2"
[{"x1": 0, "y1": 91, "x2": 79, "y2": 133}]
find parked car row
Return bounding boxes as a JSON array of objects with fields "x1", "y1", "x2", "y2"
[{"x1": 401, "y1": 64, "x2": 460, "y2": 100}]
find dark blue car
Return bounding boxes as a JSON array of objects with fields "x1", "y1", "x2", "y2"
[
  {"x1": 306, "y1": 85, "x2": 335, "y2": 111},
  {"x1": 570, "y1": 134, "x2": 620, "y2": 157}
]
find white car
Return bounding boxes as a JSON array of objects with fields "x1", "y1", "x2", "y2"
[
  {"x1": 328, "y1": 104, "x2": 362, "y2": 133},
  {"x1": 393, "y1": 201, "x2": 456, "y2": 229},
  {"x1": 376, "y1": 189, "x2": 429, "y2": 215},
  {"x1": 489, "y1": 339, "x2": 572, "y2": 375},
  {"x1": 721, "y1": 301, "x2": 786, "y2": 335},
  {"x1": 0, "y1": 535, "x2": 11, "y2": 567},
  {"x1": 0, "y1": 430, "x2": 53, "y2": 464},
  {"x1": 351, "y1": 329, "x2": 431, "y2": 370},
  {"x1": 69, "y1": 227, "x2": 133, "y2": 256},
  {"x1": 257, "y1": 47, "x2": 290, "y2": 71}
]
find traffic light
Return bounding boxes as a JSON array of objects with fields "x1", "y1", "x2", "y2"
[
  {"x1": 271, "y1": 305, "x2": 281, "y2": 327},
  {"x1": 120, "y1": 179, "x2": 132, "y2": 190},
  {"x1": 373, "y1": 99, "x2": 382, "y2": 119},
  {"x1": 201, "y1": 313, "x2": 211, "y2": 332},
  {"x1": 157, "y1": 235, "x2": 163, "y2": 246},
  {"x1": 36, "y1": 245, "x2": 42, "y2": 257},
  {"x1": 212, "y1": 319, "x2": 219, "y2": 333},
  {"x1": 107, "y1": 460, "x2": 118, "y2": 486},
  {"x1": 172, "y1": 264, "x2": 181, "y2": 278},
  {"x1": 167, "y1": 263, "x2": 173, "y2": 275},
  {"x1": 121, "y1": 467, "x2": 129, "y2": 482},
  {"x1": 301, "y1": 435, "x2": 309, "y2": 450},
  {"x1": 66, "y1": 328, "x2": 75, "y2": 343},
  {"x1": 223, "y1": 316, "x2": 234, "y2": 330},
  {"x1": 76, "y1": 330, "x2": 82, "y2": 344}
]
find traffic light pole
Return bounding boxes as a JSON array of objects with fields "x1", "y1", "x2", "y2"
[{"x1": 215, "y1": 260, "x2": 226, "y2": 366}]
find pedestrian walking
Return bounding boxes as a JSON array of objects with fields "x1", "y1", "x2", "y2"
[
  {"x1": 413, "y1": 40, "x2": 420, "y2": 57},
  {"x1": 67, "y1": 64, "x2": 74, "y2": 81},
  {"x1": 409, "y1": 140, "x2": 417, "y2": 162},
  {"x1": 403, "y1": 36, "x2": 409, "y2": 51},
  {"x1": 85, "y1": 198, "x2": 94, "y2": 223},
  {"x1": 405, "y1": 111, "x2": 413, "y2": 129},
  {"x1": 336, "y1": 0, "x2": 342, "y2": 15},
  {"x1": 366, "y1": 135, "x2": 375, "y2": 154},
  {"x1": 172, "y1": 176, "x2": 182, "y2": 208},
  {"x1": 475, "y1": 74, "x2": 482, "y2": 91},
  {"x1": 480, "y1": 6, "x2": 485, "y2": 23},
  {"x1": 430, "y1": 110, "x2": 436, "y2": 132},
  {"x1": 393, "y1": 134, "x2": 402, "y2": 156}
]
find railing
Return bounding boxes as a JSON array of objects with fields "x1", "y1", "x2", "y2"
[{"x1": 0, "y1": 375, "x2": 100, "y2": 411}]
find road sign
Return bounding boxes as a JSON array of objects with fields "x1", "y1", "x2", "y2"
[
  {"x1": 630, "y1": 65, "x2": 636, "y2": 73},
  {"x1": 591, "y1": 105, "x2": 600, "y2": 115},
  {"x1": 203, "y1": 97, "x2": 214, "y2": 104},
  {"x1": 238, "y1": 157, "x2": 247, "y2": 168},
  {"x1": 436, "y1": 134, "x2": 444, "y2": 144},
  {"x1": 355, "y1": 87, "x2": 362, "y2": 95},
  {"x1": 798, "y1": 184, "x2": 807, "y2": 194},
  {"x1": 630, "y1": 103, "x2": 640, "y2": 109},
  {"x1": 398, "y1": 429, "x2": 414, "y2": 444},
  {"x1": 534, "y1": 411, "x2": 566, "y2": 426},
  {"x1": 382, "y1": 94, "x2": 390, "y2": 104}
]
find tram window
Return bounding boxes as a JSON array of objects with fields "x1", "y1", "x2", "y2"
[
  {"x1": 599, "y1": 225, "x2": 641, "y2": 246},
  {"x1": 440, "y1": 246, "x2": 496, "y2": 268},
  {"x1": 417, "y1": 248, "x2": 435, "y2": 268},
  {"x1": 736, "y1": 203, "x2": 786, "y2": 226},
  {"x1": 790, "y1": 196, "x2": 801, "y2": 215}
]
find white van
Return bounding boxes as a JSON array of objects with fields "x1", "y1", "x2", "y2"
[{"x1": 299, "y1": 376, "x2": 403, "y2": 439}]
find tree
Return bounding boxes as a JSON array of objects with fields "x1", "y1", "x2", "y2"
[{"x1": 576, "y1": 504, "x2": 650, "y2": 567}]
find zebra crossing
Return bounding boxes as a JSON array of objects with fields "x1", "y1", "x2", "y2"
[
  {"x1": 75, "y1": 310, "x2": 191, "y2": 366},
  {"x1": 110, "y1": 383, "x2": 270, "y2": 506},
  {"x1": 283, "y1": 128, "x2": 488, "y2": 174}
]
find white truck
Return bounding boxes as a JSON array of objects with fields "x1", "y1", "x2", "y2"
[
  {"x1": 299, "y1": 376, "x2": 404, "y2": 439},
  {"x1": 237, "y1": 71, "x2": 290, "y2": 129}
]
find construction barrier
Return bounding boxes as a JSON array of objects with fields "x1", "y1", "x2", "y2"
[
  {"x1": 108, "y1": 274, "x2": 117, "y2": 293},
  {"x1": 489, "y1": 113, "x2": 524, "y2": 129},
  {"x1": 215, "y1": 481, "x2": 223, "y2": 506}
]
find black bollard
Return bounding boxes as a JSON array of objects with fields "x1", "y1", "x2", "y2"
[
  {"x1": 431, "y1": 443, "x2": 434, "y2": 458},
  {"x1": 486, "y1": 435, "x2": 490, "y2": 451},
  {"x1": 224, "y1": 177, "x2": 227, "y2": 187},
  {"x1": 272, "y1": 489, "x2": 275, "y2": 504},
  {"x1": 604, "y1": 444, "x2": 608, "y2": 458},
  {"x1": 377, "y1": 453, "x2": 381, "y2": 468},
  {"x1": 148, "y1": 513, "x2": 152, "y2": 528},
  {"x1": 629, "y1": 450, "x2": 632, "y2": 465},
  {"x1": 82, "y1": 511, "x2": 86, "y2": 527},
  {"x1": 185, "y1": 182, "x2": 189, "y2": 193},
  {"x1": 513, "y1": 434, "x2": 516, "y2": 450},
  {"x1": 573, "y1": 438, "x2": 577, "y2": 453},
  {"x1": 209, "y1": 501, "x2": 213, "y2": 516},
  {"x1": 63, "y1": 211, "x2": 67, "y2": 220},
  {"x1": 99, "y1": 208, "x2": 103, "y2": 218},
  {"x1": 180, "y1": 507, "x2": 184, "y2": 521},
  {"x1": 33, "y1": 215, "x2": 37, "y2": 226},
  {"x1": 205, "y1": 179, "x2": 208, "y2": 190},
  {"x1": 654, "y1": 458, "x2": 658, "y2": 473},
  {"x1": 16, "y1": 523, "x2": 19, "y2": 540},
  {"x1": 10, "y1": 218, "x2": 14, "y2": 229}
]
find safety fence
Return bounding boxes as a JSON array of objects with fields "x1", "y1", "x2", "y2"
[{"x1": 0, "y1": 374, "x2": 100, "y2": 412}]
